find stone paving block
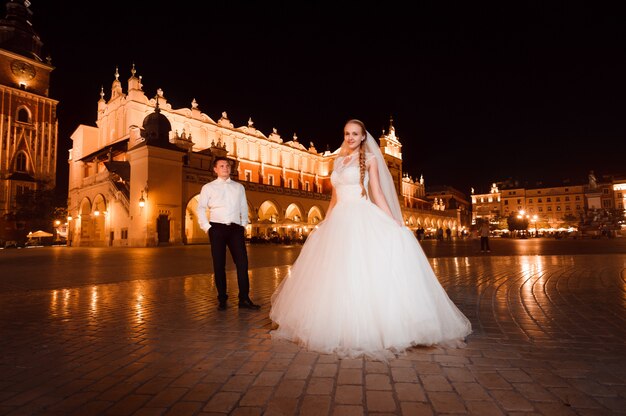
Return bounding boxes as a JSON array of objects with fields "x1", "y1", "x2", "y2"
[
  {"x1": 512, "y1": 382, "x2": 557, "y2": 402},
  {"x1": 264, "y1": 358, "x2": 293, "y2": 371},
  {"x1": 221, "y1": 374, "x2": 255, "y2": 392},
  {"x1": 274, "y1": 380, "x2": 305, "y2": 398},
  {"x1": 300, "y1": 394, "x2": 331, "y2": 416},
  {"x1": 335, "y1": 385, "x2": 363, "y2": 405},
  {"x1": 101, "y1": 394, "x2": 152, "y2": 415},
  {"x1": 203, "y1": 391, "x2": 241, "y2": 413},
  {"x1": 395, "y1": 382, "x2": 427, "y2": 402},
  {"x1": 68, "y1": 399, "x2": 114, "y2": 415},
  {"x1": 132, "y1": 408, "x2": 167, "y2": 416},
  {"x1": 285, "y1": 364, "x2": 313, "y2": 380},
  {"x1": 532, "y1": 401, "x2": 579, "y2": 415},
  {"x1": 412, "y1": 362, "x2": 443, "y2": 375},
  {"x1": 365, "y1": 391, "x2": 397, "y2": 412},
  {"x1": 472, "y1": 371, "x2": 512, "y2": 389},
  {"x1": 339, "y1": 359, "x2": 363, "y2": 369},
  {"x1": 548, "y1": 387, "x2": 605, "y2": 409},
  {"x1": 307, "y1": 378, "x2": 334, "y2": 395},
  {"x1": 427, "y1": 391, "x2": 466, "y2": 413},
  {"x1": 364, "y1": 361, "x2": 389, "y2": 374},
  {"x1": 420, "y1": 374, "x2": 452, "y2": 392},
  {"x1": 331, "y1": 405, "x2": 364, "y2": 416},
  {"x1": 399, "y1": 401, "x2": 434, "y2": 415},
  {"x1": 337, "y1": 369, "x2": 362, "y2": 385},
  {"x1": 230, "y1": 407, "x2": 264, "y2": 416},
  {"x1": 236, "y1": 360, "x2": 266, "y2": 376},
  {"x1": 252, "y1": 370, "x2": 283, "y2": 387},
  {"x1": 313, "y1": 363, "x2": 338, "y2": 378},
  {"x1": 390, "y1": 367, "x2": 418, "y2": 383},
  {"x1": 365, "y1": 374, "x2": 392, "y2": 391},
  {"x1": 264, "y1": 397, "x2": 299, "y2": 415},
  {"x1": 135, "y1": 377, "x2": 175, "y2": 395},
  {"x1": 145, "y1": 386, "x2": 188, "y2": 407},
  {"x1": 181, "y1": 382, "x2": 221, "y2": 402},
  {"x1": 239, "y1": 386, "x2": 273, "y2": 406},
  {"x1": 41, "y1": 391, "x2": 99, "y2": 413},
  {"x1": 452, "y1": 381, "x2": 491, "y2": 401},
  {"x1": 490, "y1": 389, "x2": 535, "y2": 412},
  {"x1": 465, "y1": 400, "x2": 505, "y2": 416},
  {"x1": 444, "y1": 366, "x2": 475, "y2": 382}
]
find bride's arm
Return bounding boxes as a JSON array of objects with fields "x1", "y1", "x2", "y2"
[
  {"x1": 317, "y1": 186, "x2": 337, "y2": 228},
  {"x1": 326, "y1": 186, "x2": 337, "y2": 218},
  {"x1": 368, "y1": 161, "x2": 402, "y2": 225}
]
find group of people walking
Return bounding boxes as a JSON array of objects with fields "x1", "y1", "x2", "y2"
[{"x1": 196, "y1": 119, "x2": 472, "y2": 361}]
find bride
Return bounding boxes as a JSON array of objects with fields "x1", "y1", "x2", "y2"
[{"x1": 269, "y1": 119, "x2": 472, "y2": 361}]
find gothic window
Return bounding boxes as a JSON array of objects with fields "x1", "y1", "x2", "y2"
[
  {"x1": 15, "y1": 153, "x2": 27, "y2": 172},
  {"x1": 16, "y1": 107, "x2": 30, "y2": 123}
]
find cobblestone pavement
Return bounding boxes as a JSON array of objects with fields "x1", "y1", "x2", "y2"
[{"x1": 1, "y1": 243, "x2": 625, "y2": 415}]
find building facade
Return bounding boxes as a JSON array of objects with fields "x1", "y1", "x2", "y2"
[
  {"x1": 471, "y1": 173, "x2": 626, "y2": 234},
  {"x1": 0, "y1": 1, "x2": 58, "y2": 245},
  {"x1": 66, "y1": 67, "x2": 462, "y2": 247}
]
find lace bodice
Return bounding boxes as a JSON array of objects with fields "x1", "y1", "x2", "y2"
[{"x1": 331, "y1": 153, "x2": 375, "y2": 202}]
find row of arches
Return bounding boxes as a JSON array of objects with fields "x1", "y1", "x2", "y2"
[{"x1": 68, "y1": 192, "x2": 459, "y2": 246}]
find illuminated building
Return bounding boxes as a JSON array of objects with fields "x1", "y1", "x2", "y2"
[
  {"x1": 66, "y1": 68, "x2": 462, "y2": 246},
  {"x1": 0, "y1": 1, "x2": 57, "y2": 244}
]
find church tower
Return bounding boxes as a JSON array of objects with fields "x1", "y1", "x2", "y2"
[
  {"x1": 379, "y1": 116, "x2": 403, "y2": 195},
  {"x1": 0, "y1": 0, "x2": 57, "y2": 243}
]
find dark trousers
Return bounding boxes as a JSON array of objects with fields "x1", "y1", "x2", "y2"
[
  {"x1": 208, "y1": 222, "x2": 250, "y2": 302},
  {"x1": 480, "y1": 236, "x2": 490, "y2": 251}
]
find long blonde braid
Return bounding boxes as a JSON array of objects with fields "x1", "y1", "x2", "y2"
[{"x1": 359, "y1": 141, "x2": 367, "y2": 198}]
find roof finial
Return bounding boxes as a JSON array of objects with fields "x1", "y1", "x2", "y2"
[{"x1": 154, "y1": 92, "x2": 160, "y2": 113}]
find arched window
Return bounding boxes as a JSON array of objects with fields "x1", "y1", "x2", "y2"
[
  {"x1": 15, "y1": 153, "x2": 27, "y2": 172},
  {"x1": 17, "y1": 108, "x2": 30, "y2": 123}
]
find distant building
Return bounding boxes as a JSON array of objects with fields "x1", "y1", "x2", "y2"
[
  {"x1": 0, "y1": 1, "x2": 58, "y2": 244},
  {"x1": 471, "y1": 172, "x2": 626, "y2": 233},
  {"x1": 426, "y1": 185, "x2": 472, "y2": 231}
]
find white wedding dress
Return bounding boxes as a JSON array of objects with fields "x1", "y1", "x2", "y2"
[{"x1": 269, "y1": 153, "x2": 472, "y2": 361}]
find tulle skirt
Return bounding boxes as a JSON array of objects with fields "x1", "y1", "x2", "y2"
[{"x1": 269, "y1": 197, "x2": 472, "y2": 361}]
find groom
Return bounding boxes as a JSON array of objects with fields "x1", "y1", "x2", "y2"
[{"x1": 196, "y1": 157, "x2": 261, "y2": 311}]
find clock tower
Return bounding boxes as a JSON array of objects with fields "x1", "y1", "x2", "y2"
[{"x1": 0, "y1": 0, "x2": 58, "y2": 244}]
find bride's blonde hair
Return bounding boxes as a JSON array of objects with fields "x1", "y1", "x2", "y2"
[{"x1": 343, "y1": 119, "x2": 368, "y2": 198}]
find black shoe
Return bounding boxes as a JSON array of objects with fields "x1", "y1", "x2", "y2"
[
  {"x1": 238, "y1": 299, "x2": 261, "y2": 310},
  {"x1": 217, "y1": 301, "x2": 227, "y2": 311}
]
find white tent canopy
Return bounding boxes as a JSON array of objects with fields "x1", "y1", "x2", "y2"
[{"x1": 28, "y1": 230, "x2": 53, "y2": 238}]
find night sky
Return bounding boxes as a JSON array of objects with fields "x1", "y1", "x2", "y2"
[{"x1": 27, "y1": 2, "x2": 625, "y2": 196}]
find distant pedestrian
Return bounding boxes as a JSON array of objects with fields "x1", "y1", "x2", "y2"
[
  {"x1": 436, "y1": 227, "x2": 444, "y2": 242},
  {"x1": 416, "y1": 226, "x2": 425, "y2": 241},
  {"x1": 478, "y1": 221, "x2": 491, "y2": 253},
  {"x1": 445, "y1": 227, "x2": 452, "y2": 241}
]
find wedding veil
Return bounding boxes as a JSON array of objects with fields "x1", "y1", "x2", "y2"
[{"x1": 364, "y1": 130, "x2": 404, "y2": 225}]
